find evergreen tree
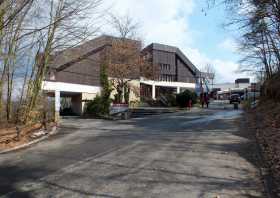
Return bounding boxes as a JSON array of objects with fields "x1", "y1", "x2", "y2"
[
  {"x1": 100, "y1": 63, "x2": 113, "y2": 115},
  {"x1": 85, "y1": 63, "x2": 112, "y2": 117}
]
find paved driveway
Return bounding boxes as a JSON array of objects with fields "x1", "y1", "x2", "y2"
[{"x1": 0, "y1": 108, "x2": 264, "y2": 198}]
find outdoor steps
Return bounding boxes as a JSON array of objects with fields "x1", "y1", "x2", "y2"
[{"x1": 129, "y1": 108, "x2": 178, "y2": 118}]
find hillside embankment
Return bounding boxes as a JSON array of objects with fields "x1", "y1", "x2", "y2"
[{"x1": 247, "y1": 74, "x2": 280, "y2": 197}]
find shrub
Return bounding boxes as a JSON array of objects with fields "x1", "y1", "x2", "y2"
[
  {"x1": 85, "y1": 63, "x2": 112, "y2": 117},
  {"x1": 165, "y1": 94, "x2": 177, "y2": 107},
  {"x1": 124, "y1": 84, "x2": 130, "y2": 104},
  {"x1": 100, "y1": 63, "x2": 113, "y2": 114},
  {"x1": 85, "y1": 95, "x2": 105, "y2": 117},
  {"x1": 176, "y1": 90, "x2": 197, "y2": 107}
]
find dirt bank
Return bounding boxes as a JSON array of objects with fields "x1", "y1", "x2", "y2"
[{"x1": 246, "y1": 100, "x2": 280, "y2": 197}]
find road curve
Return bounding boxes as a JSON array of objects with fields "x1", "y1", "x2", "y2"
[{"x1": 0, "y1": 108, "x2": 264, "y2": 198}]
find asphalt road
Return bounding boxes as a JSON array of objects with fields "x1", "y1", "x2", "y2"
[{"x1": 0, "y1": 105, "x2": 265, "y2": 198}]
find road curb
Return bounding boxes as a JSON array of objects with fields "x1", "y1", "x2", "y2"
[{"x1": 0, "y1": 126, "x2": 58, "y2": 155}]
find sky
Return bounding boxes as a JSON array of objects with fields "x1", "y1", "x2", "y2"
[{"x1": 101, "y1": 0, "x2": 252, "y2": 84}]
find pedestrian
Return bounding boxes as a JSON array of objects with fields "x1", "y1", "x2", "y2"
[
  {"x1": 200, "y1": 93, "x2": 205, "y2": 108},
  {"x1": 205, "y1": 94, "x2": 210, "y2": 108},
  {"x1": 188, "y1": 99, "x2": 192, "y2": 110}
]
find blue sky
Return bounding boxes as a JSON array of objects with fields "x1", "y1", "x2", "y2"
[
  {"x1": 189, "y1": 2, "x2": 234, "y2": 59},
  {"x1": 103, "y1": 0, "x2": 251, "y2": 83}
]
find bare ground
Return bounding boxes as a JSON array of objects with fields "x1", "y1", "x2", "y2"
[
  {"x1": 246, "y1": 100, "x2": 280, "y2": 197},
  {"x1": 0, "y1": 123, "x2": 55, "y2": 150}
]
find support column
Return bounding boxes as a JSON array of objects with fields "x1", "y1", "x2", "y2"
[
  {"x1": 55, "y1": 90, "x2": 60, "y2": 122},
  {"x1": 177, "y1": 87, "x2": 180, "y2": 94},
  {"x1": 152, "y1": 84, "x2": 156, "y2": 100}
]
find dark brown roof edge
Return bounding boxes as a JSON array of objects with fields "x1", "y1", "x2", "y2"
[
  {"x1": 142, "y1": 43, "x2": 199, "y2": 76},
  {"x1": 55, "y1": 44, "x2": 111, "y2": 72}
]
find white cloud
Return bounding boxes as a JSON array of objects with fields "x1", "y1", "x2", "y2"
[
  {"x1": 184, "y1": 47, "x2": 249, "y2": 83},
  {"x1": 212, "y1": 59, "x2": 242, "y2": 83},
  {"x1": 102, "y1": 0, "x2": 250, "y2": 83},
  {"x1": 103, "y1": 0, "x2": 195, "y2": 46},
  {"x1": 218, "y1": 38, "x2": 239, "y2": 52}
]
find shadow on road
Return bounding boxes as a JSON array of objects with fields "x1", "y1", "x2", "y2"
[
  {"x1": 0, "y1": 164, "x2": 122, "y2": 198},
  {"x1": 0, "y1": 109, "x2": 265, "y2": 197},
  {"x1": 0, "y1": 165, "x2": 41, "y2": 197}
]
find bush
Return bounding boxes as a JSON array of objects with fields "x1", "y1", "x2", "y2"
[
  {"x1": 85, "y1": 63, "x2": 113, "y2": 117},
  {"x1": 165, "y1": 94, "x2": 177, "y2": 107},
  {"x1": 60, "y1": 107, "x2": 76, "y2": 116},
  {"x1": 124, "y1": 84, "x2": 130, "y2": 104},
  {"x1": 176, "y1": 90, "x2": 197, "y2": 108},
  {"x1": 85, "y1": 95, "x2": 108, "y2": 117}
]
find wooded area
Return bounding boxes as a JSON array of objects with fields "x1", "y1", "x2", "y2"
[
  {"x1": 0, "y1": 0, "x2": 104, "y2": 127},
  {"x1": 211, "y1": 0, "x2": 280, "y2": 97}
]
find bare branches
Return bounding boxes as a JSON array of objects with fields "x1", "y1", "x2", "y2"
[
  {"x1": 0, "y1": 0, "x2": 34, "y2": 31},
  {"x1": 201, "y1": 63, "x2": 216, "y2": 82},
  {"x1": 107, "y1": 14, "x2": 149, "y2": 103},
  {"x1": 109, "y1": 14, "x2": 140, "y2": 40},
  {"x1": 208, "y1": 0, "x2": 280, "y2": 81},
  {"x1": 0, "y1": 0, "x2": 105, "y2": 124}
]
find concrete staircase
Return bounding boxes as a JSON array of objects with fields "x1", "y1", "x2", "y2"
[{"x1": 129, "y1": 108, "x2": 178, "y2": 118}]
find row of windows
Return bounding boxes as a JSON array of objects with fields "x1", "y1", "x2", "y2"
[
  {"x1": 159, "y1": 74, "x2": 176, "y2": 82},
  {"x1": 159, "y1": 63, "x2": 171, "y2": 71}
]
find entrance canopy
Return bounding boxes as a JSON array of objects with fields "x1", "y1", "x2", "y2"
[
  {"x1": 42, "y1": 81, "x2": 101, "y2": 119},
  {"x1": 140, "y1": 79, "x2": 196, "y2": 100}
]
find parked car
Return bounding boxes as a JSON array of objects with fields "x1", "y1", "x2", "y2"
[{"x1": 229, "y1": 94, "x2": 241, "y2": 104}]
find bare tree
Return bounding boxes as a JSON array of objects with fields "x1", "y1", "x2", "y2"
[
  {"x1": 23, "y1": 0, "x2": 104, "y2": 123},
  {"x1": 201, "y1": 63, "x2": 216, "y2": 90},
  {"x1": 202, "y1": 64, "x2": 216, "y2": 81},
  {"x1": 108, "y1": 38, "x2": 141, "y2": 103},
  {"x1": 109, "y1": 14, "x2": 139, "y2": 39},
  {"x1": 207, "y1": 0, "x2": 280, "y2": 79},
  {"x1": 107, "y1": 14, "x2": 153, "y2": 104},
  {"x1": 0, "y1": 0, "x2": 33, "y2": 32},
  {"x1": 0, "y1": 0, "x2": 104, "y2": 124},
  {"x1": 0, "y1": 0, "x2": 34, "y2": 121}
]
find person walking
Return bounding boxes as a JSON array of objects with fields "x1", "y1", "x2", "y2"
[
  {"x1": 188, "y1": 99, "x2": 192, "y2": 110},
  {"x1": 200, "y1": 93, "x2": 205, "y2": 108},
  {"x1": 205, "y1": 93, "x2": 210, "y2": 108}
]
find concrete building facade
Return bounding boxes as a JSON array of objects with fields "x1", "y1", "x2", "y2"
[
  {"x1": 141, "y1": 43, "x2": 199, "y2": 100},
  {"x1": 42, "y1": 36, "x2": 199, "y2": 116},
  {"x1": 212, "y1": 78, "x2": 255, "y2": 99}
]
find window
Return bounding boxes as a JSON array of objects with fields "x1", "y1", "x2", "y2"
[
  {"x1": 159, "y1": 63, "x2": 171, "y2": 71},
  {"x1": 160, "y1": 63, "x2": 164, "y2": 70},
  {"x1": 159, "y1": 74, "x2": 176, "y2": 82}
]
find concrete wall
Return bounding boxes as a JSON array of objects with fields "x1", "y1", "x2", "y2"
[
  {"x1": 128, "y1": 80, "x2": 140, "y2": 106},
  {"x1": 81, "y1": 93, "x2": 98, "y2": 113},
  {"x1": 71, "y1": 94, "x2": 83, "y2": 115},
  {"x1": 110, "y1": 79, "x2": 141, "y2": 107}
]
